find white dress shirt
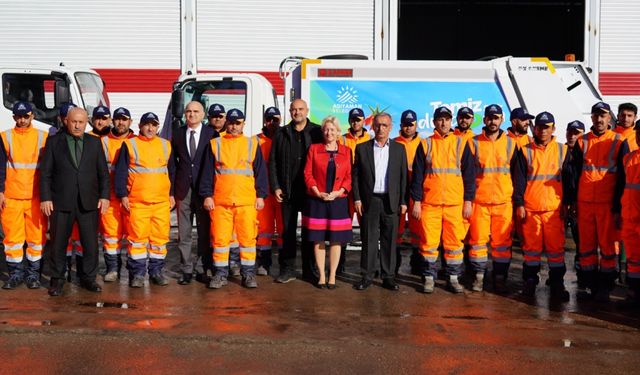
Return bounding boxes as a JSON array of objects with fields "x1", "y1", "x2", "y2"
[
  {"x1": 186, "y1": 123, "x2": 202, "y2": 157},
  {"x1": 373, "y1": 138, "x2": 390, "y2": 194}
]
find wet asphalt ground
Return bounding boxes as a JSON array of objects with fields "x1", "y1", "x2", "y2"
[{"x1": 1, "y1": 227, "x2": 639, "y2": 374}]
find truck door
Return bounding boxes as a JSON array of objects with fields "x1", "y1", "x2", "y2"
[{"x1": 1, "y1": 71, "x2": 71, "y2": 132}]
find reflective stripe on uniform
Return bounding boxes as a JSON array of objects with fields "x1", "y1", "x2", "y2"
[
  {"x1": 128, "y1": 138, "x2": 169, "y2": 174},
  {"x1": 214, "y1": 136, "x2": 255, "y2": 176}
]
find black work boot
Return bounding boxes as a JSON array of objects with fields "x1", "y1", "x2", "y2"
[
  {"x1": 549, "y1": 266, "x2": 569, "y2": 302},
  {"x1": 521, "y1": 264, "x2": 540, "y2": 297},
  {"x1": 3, "y1": 261, "x2": 25, "y2": 290}
]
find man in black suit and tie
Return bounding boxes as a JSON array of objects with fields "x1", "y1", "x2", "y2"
[
  {"x1": 172, "y1": 101, "x2": 216, "y2": 284},
  {"x1": 352, "y1": 112, "x2": 408, "y2": 291},
  {"x1": 40, "y1": 107, "x2": 110, "y2": 296}
]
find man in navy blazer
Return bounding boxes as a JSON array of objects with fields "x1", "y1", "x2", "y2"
[{"x1": 172, "y1": 101, "x2": 217, "y2": 284}]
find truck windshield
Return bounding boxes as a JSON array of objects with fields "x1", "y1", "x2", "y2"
[
  {"x1": 74, "y1": 72, "x2": 110, "y2": 116},
  {"x1": 182, "y1": 80, "x2": 247, "y2": 119}
]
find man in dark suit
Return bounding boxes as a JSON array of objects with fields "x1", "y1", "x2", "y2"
[
  {"x1": 352, "y1": 112, "x2": 408, "y2": 291},
  {"x1": 40, "y1": 107, "x2": 110, "y2": 296},
  {"x1": 172, "y1": 101, "x2": 216, "y2": 284}
]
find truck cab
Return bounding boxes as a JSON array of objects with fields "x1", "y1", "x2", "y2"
[
  {"x1": 0, "y1": 65, "x2": 109, "y2": 132},
  {"x1": 162, "y1": 72, "x2": 277, "y2": 139}
]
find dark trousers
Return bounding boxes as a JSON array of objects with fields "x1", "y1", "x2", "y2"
[
  {"x1": 278, "y1": 194, "x2": 317, "y2": 278},
  {"x1": 176, "y1": 188, "x2": 212, "y2": 275},
  {"x1": 49, "y1": 202, "x2": 99, "y2": 282},
  {"x1": 360, "y1": 194, "x2": 398, "y2": 281}
]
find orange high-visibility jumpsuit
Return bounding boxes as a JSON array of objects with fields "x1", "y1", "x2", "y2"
[
  {"x1": 256, "y1": 133, "x2": 283, "y2": 262},
  {"x1": 467, "y1": 130, "x2": 517, "y2": 276},
  {"x1": 613, "y1": 126, "x2": 637, "y2": 261},
  {"x1": 340, "y1": 130, "x2": 370, "y2": 221},
  {"x1": 121, "y1": 136, "x2": 172, "y2": 277},
  {"x1": 0, "y1": 127, "x2": 47, "y2": 278},
  {"x1": 395, "y1": 134, "x2": 422, "y2": 246},
  {"x1": 454, "y1": 128, "x2": 475, "y2": 234},
  {"x1": 621, "y1": 149, "x2": 640, "y2": 293},
  {"x1": 100, "y1": 132, "x2": 135, "y2": 273},
  {"x1": 411, "y1": 132, "x2": 472, "y2": 278},
  {"x1": 616, "y1": 126, "x2": 639, "y2": 152},
  {"x1": 576, "y1": 130, "x2": 626, "y2": 287},
  {"x1": 518, "y1": 139, "x2": 568, "y2": 285},
  {"x1": 508, "y1": 129, "x2": 531, "y2": 240},
  {"x1": 209, "y1": 134, "x2": 263, "y2": 276}
]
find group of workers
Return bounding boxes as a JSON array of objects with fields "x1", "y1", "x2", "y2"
[{"x1": 1, "y1": 95, "x2": 639, "y2": 307}]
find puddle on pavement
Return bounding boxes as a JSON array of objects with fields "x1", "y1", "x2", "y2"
[{"x1": 79, "y1": 302, "x2": 135, "y2": 309}]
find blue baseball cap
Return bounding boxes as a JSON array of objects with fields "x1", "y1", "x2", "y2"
[
  {"x1": 591, "y1": 101, "x2": 611, "y2": 114},
  {"x1": 484, "y1": 104, "x2": 503, "y2": 117},
  {"x1": 12, "y1": 101, "x2": 33, "y2": 116},
  {"x1": 92, "y1": 105, "x2": 110, "y2": 118},
  {"x1": 401, "y1": 109, "x2": 417, "y2": 124},
  {"x1": 113, "y1": 107, "x2": 131, "y2": 119},
  {"x1": 457, "y1": 107, "x2": 474, "y2": 118},
  {"x1": 208, "y1": 103, "x2": 225, "y2": 117},
  {"x1": 510, "y1": 107, "x2": 535, "y2": 121},
  {"x1": 534, "y1": 111, "x2": 555, "y2": 127},
  {"x1": 349, "y1": 108, "x2": 365, "y2": 120},
  {"x1": 264, "y1": 106, "x2": 281, "y2": 118},
  {"x1": 227, "y1": 108, "x2": 245, "y2": 121},
  {"x1": 140, "y1": 112, "x2": 160, "y2": 124},
  {"x1": 59, "y1": 103, "x2": 77, "y2": 118},
  {"x1": 433, "y1": 106, "x2": 453, "y2": 119},
  {"x1": 567, "y1": 120, "x2": 585, "y2": 132}
]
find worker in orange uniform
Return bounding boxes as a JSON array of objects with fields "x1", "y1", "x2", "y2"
[
  {"x1": 570, "y1": 101, "x2": 629, "y2": 302},
  {"x1": 89, "y1": 105, "x2": 112, "y2": 137},
  {"x1": 564, "y1": 120, "x2": 585, "y2": 290},
  {"x1": 207, "y1": 103, "x2": 227, "y2": 136},
  {"x1": 395, "y1": 109, "x2": 423, "y2": 275},
  {"x1": 619, "y1": 121, "x2": 640, "y2": 308},
  {"x1": 467, "y1": 104, "x2": 521, "y2": 293},
  {"x1": 507, "y1": 107, "x2": 534, "y2": 148},
  {"x1": 100, "y1": 107, "x2": 135, "y2": 282},
  {"x1": 0, "y1": 102, "x2": 47, "y2": 289},
  {"x1": 114, "y1": 112, "x2": 175, "y2": 288},
  {"x1": 507, "y1": 107, "x2": 534, "y2": 243},
  {"x1": 200, "y1": 109, "x2": 268, "y2": 289},
  {"x1": 615, "y1": 103, "x2": 638, "y2": 151},
  {"x1": 336, "y1": 108, "x2": 370, "y2": 273},
  {"x1": 614, "y1": 103, "x2": 638, "y2": 284},
  {"x1": 454, "y1": 107, "x2": 475, "y2": 143},
  {"x1": 255, "y1": 106, "x2": 283, "y2": 276},
  {"x1": 454, "y1": 107, "x2": 476, "y2": 272},
  {"x1": 514, "y1": 111, "x2": 572, "y2": 301},
  {"x1": 410, "y1": 106, "x2": 475, "y2": 294}
]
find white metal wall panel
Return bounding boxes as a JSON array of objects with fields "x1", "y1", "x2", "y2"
[
  {"x1": 196, "y1": 0, "x2": 375, "y2": 71},
  {"x1": 599, "y1": 0, "x2": 640, "y2": 72},
  {"x1": 0, "y1": 0, "x2": 180, "y2": 68}
]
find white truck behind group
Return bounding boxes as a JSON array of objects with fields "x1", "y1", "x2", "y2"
[{"x1": 162, "y1": 55, "x2": 601, "y2": 142}]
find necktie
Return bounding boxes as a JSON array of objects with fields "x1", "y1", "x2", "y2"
[
  {"x1": 74, "y1": 137, "x2": 81, "y2": 167},
  {"x1": 189, "y1": 130, "x2": 196, "y2": 160}
]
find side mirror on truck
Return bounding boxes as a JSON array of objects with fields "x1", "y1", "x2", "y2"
[{"x1": 171, "y1": 89, "x2": 184, "y2": 119}]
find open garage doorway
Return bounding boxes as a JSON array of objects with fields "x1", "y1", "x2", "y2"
[{"x1": 397, "y1": 0, "x2": 585, "y2": 61}]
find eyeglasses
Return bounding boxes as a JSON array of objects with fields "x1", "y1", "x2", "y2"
[
  {"x1": 266, "y1": 117, "x2": 281, "y2": 123},
  {"x1": 209, "y1": 115, "x2": 224, "y2": 119}
]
